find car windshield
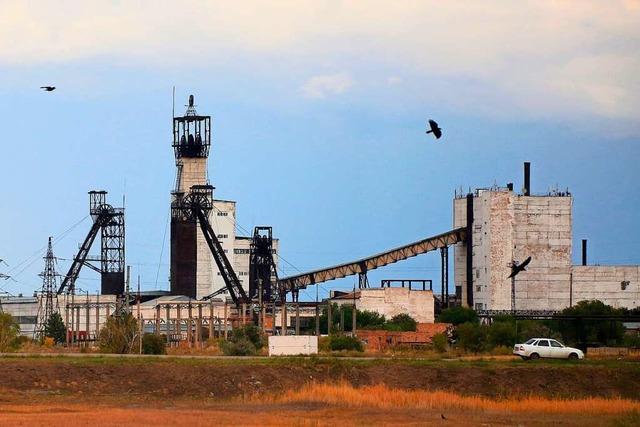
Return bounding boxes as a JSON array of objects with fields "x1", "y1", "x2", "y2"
[{"x1": 525, "y1": 338, "x2": 537, "y2": 345}]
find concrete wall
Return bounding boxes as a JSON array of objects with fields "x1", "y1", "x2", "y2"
[
  {"x1": 571, "y1": 266, "x2": 640, "y2": 309},
  {"x1": 454, "y1": 186, "x2": 638, "y2": 312},
  {"x1": 358, "y1": 288, "x2": 434, "y2": 323},
  {"x1": 268, "y1": 335, "x2": 318, "y2": 356}
]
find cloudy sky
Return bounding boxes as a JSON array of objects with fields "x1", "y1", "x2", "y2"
[{"x1": 1, "y1": 1, "x2": 639, "y2": 300}]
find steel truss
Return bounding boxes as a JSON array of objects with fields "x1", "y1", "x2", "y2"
[
  {"x1": 173, "y1": 185, "x2": 249, "y2": 306},
  {"x1": 57, "y1": 191, "x2": 125, "y2": 295},
  {"x1": 278, "y1": 227, "x2": 467, "y2": 293}
]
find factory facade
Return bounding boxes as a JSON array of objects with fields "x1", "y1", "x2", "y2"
[{"x1": 453, "y1": 163, "x2": 639, "y2": 312}]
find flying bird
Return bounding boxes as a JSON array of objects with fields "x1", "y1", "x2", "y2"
[
  {"x1": 508, "y1": 256, "x2": 532, "y2": 278},
  {"x1": 40, "y1": 86, "x2": 56, "y2": 92},
  {"x1": 426, "y1": 119, "x2": 442, "y2": 139}
]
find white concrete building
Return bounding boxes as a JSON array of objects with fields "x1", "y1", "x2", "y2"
[{"x1": 453, "y1": 173, "x2": 639, "y2": 311}]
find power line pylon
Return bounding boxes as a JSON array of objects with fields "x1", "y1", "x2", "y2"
[{"x1": 35, "y1": 237, "x2": 60, "y2": 340}]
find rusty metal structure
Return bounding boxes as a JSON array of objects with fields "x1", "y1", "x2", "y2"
[
  {"x1": 248, "y1": 227, "x2": 279, "y2": 303},
  {"x1": 57, "y1": 191, "x2": 125, "y2": 295},
  {"x1": 278, "y1": 228, "x2": 467, "y2": 296},
  {"x1": 172, "y1": 185, "x2": 249, "y2": 306}
]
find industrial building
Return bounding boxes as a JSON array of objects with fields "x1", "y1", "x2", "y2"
[
  {"x1": 1, "y1": 97, "x2": 638, "y2": 342},
  {"x1": 453, "y1": 163, "x2": 640, "y2": 312}
]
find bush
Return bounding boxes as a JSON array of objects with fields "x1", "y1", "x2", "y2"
[
  {"x1": 488, "y1": 321, "x2": 517, "y2": 348},
  {"x1": 220, "y1": 324, "x2": 266, "y2": 356},
  {"x1": 385, "y1": 314, "x2": 417, "y2": 332},
  {"x1": 432, "y1": 333, "x2": 449, "y2": 353},
  {"x1": 455, "y1": 322, "x2": 488, "y2": 354},
  {"x1": 98, "y1": 312, "x2": 139, "y2": 354},
  {"x1": 142, "y1": 333, "x2": 167, "y2": 355},
  {"x1": 328, "y1": 334, "x2": 364, "y2": 352},
  {"x1": 0, "y1": 313, "x2": 20, "y2": 352}
]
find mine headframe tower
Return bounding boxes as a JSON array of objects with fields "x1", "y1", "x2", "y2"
[
  {"x1": 248, "y1": 226, "x2": 280, "y2": 305},
  {"x1": 57, "y1": 191, "x2": 125, "y2": 296},
  {"x1": 173, "y1": 185, "x2": 249, "y2": 307},
  {"x1": 34, "y1": 236, "x2": 60, "y2": 339}
]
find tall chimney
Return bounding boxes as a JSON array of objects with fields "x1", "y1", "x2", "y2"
[
  {"x1": 523, "y1": 162, "x2": 531, "y2": 196},
  {"x1": 582, "y1": 239, "x2": 587, "y2": 266}
]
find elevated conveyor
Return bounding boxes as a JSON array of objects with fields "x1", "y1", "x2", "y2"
[{"x1": 278, "y1": 227, "x2": 467, "y2": 293}]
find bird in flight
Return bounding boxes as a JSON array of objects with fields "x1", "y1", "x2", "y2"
[
  {"x1": 508, "y1": 256, "x2": 532, "y2": 278},
  {"x1": 40, "y1": 86, "x2": 56, "y2": 92},
  {"x1": 426, "y1": 119, "x2": 442, "y2": 139}
]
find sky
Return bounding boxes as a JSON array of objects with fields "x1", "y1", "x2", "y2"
[{"x1": 1, "y1": 1, "x2": 639, "y2": 302}]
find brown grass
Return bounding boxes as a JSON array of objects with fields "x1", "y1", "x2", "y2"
[{"x1": 242, "y1": 381, "x2": 640, "y2": 415}]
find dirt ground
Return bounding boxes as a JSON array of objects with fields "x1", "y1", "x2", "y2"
[{"x1": 0, "y1": 356, "x2": 639, "y2": 426}]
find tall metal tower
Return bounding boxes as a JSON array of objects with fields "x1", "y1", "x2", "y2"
[
  {"x1": 170, "y1": 95, "x2": 212, "y2": 299},
  {"x1": 35, "y1": 237, "x2": 59, "y2": 339}
]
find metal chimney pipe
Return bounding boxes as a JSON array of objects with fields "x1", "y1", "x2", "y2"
[
  {"x1": 524, "y1": 162, "x2": 531, "y2": 196},
  {"x1": 582, "y1": 239, "x2": 587, "y2": 266}
]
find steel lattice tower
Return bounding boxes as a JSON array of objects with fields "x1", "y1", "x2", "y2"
[{"x1": 35, "y1": 237, "x2": 59, "y2": 339}]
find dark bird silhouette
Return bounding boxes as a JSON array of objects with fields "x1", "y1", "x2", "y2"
[
  {"x1": 426, "y1": 119, "x2": 442, "y2": 139},
  {"x1": 40, "y1": 86, "x2": 56, "y2": 92},
  {"x1": 441, "y1": 413, "x2": 446, "y2": 420},
  {"x1": 508, "y1": 256, "x2": 532, "y2": 278}
]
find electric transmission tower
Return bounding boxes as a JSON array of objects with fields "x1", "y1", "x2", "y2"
[{"x1": 35, "y1": 237, "x2": 60, "y2": 339}]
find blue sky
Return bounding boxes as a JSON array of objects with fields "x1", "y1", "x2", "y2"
[{"x1": 1, "y1": 1, "x2": 639, "y2": 301}]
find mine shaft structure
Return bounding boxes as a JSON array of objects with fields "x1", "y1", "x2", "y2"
[
  {"x1": 248, "y1": 227, "x2": 279, "y2": 303},
  {"x1": 57, "y1": 191, "x2": 125, "y2": 296},
  {"x1": 34, "y1": 237, "x2": 60, "y2": 339},
  {"x1": 172, "y1": 185, "x2": 249, "y2": 306},
  {"x1": 170, "y1": 95, "x2": 249, "y2": 306}
]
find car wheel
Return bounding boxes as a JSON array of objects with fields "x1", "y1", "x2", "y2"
[
  {"x1": 568, "y1": 353, "x2": 579, "y2": 360},
  {"x1": 529, "y1": 352, "x2": 540, "y2": 361}
]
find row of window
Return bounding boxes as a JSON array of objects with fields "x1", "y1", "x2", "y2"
[
  {"x1": 233, "y1": 248, "x2": 277, "y2": 254},
  {"x1": 217, "y1": 212, "x2": 228, "y2": 216},
  {"x1": 217, "y1": 234, "x2": 228, "y2": 239}
]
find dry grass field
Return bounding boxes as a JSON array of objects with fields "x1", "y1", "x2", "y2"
[{"x1": 1, "y1": 355, "x2": 639, "y2": 426}]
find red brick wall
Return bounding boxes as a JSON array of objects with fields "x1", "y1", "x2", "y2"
[{"x1": 357, "y1": 323, "x2": 452, "y2": 351}]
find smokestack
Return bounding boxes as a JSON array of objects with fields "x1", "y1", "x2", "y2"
[
  {"x1": 582, "y1": 239, "x2": 587, "y2": 266},
  {"x1": 523, "y1": 162, "x2": 531, "y2": 196}
]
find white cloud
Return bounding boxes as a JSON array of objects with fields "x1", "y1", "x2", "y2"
[
  {"x1": 301, "y1": 73, "x2": 353, "y2": 99},
  {"x1": 1, "y1": 1, "x2": 638, "y2": 125}
]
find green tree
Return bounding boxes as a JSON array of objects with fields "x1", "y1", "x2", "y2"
[
  {"x1": 559, "y1": 300, "x2": 625, "y2": 346},
  {"x1": 98, "y1": 312, "x2": 139, "y2": 354},
  {"x1": 488, "y1": 321, "x2": 517, "y2": 348},
  {"x1": 385, "y1": 314, "x2": 417, "y2": 332},
  {"x1": 356, "y1": 310, "x2": 387, "y2": 330},
  {"x1": 455, "y1": 322, "x2": 488, "y2": 354},
  {"x1": 437, "y1": 306, "x2": 479, "y2": 325},
  {"x1": 44, "y1": 312, "x2": 67, "y2": 344},
  {"x1": 0, "y1": 313, "x2": 20, "y2": 352},
  {"x1": 516, "y1": 320, "x2": 560, "y2": 342}
]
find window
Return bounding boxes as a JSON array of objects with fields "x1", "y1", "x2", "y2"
[
  {"x1": 474, "y1": 303, "x2": 483, "y2": 310},
  {"x1": 550, "y1": 340, "x2": 562, "y2": 348},
  {"x1": 475, "y1": 269, "x2": 480, "y2": 278},
  {"x1": 223, "y1": 249, "x2": 228, "y2": 253},
  {"x1": 234, "y1": 249, "x2": 250, "y2": 254},
  {"x1": 217, "y1": 212, "x2": 228, "y2": 216},
  {"x1": 475, "y1": 285, "x2": 482, "y2": 292},
  {"x1": 538, "y1": 340, "x2": 549, "y2": 347},
  {"x1": 217, "y1": 234, "x2": 228, "y2": 239}
]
